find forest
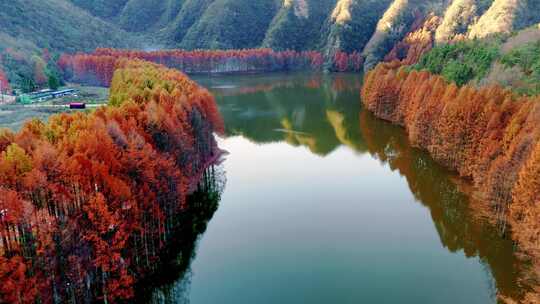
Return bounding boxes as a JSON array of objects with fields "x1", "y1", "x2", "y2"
[
  {"x1": 359, "y1": 21, "x2": 540, "y2": 278},
  {"x1": 1, "y1": 0, "x2": 540, "y2": 301},
  {"x1": 0, "y1": 59, "x2": 223, "y2": 303},
  {"x1": 57, "y1": 48, "x2": 363, "y2": 87},
  {"x1": 362, "y1": 61, "x2": 540, "y2": 300}
]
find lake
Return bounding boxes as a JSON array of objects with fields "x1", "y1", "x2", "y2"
[{"x1": 148, "y1": 73, "x2": 526, "y2": 303}]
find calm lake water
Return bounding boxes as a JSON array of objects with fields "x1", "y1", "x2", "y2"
[{"x1": 148, "y1": 73, "x2": 524, "y2": 303}]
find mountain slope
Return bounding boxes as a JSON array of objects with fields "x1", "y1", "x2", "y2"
[
  {"x1": 69, "y1": 0, "x2": 129, "y2": 20},
  {"x1": 262, "y1": 0, "x2": 336, "y2": 51},
  {"x1": 0, "y1": 0, "x2": 134, "y2": 54},
  {"x1": 165, "y1": 0, "x2": 217, "y2": 45},
  {"x1": 434, "y1": 0, "x2": 480, "y2": 43},
  {"x1": 468, "y1": 0, "x2": 521, "y2": 38},
  {"x1": 361, "y1": 0, "x2": 443, "y2": 71},
  {"x1": 0, "y1": 0, "x2": 139, "y2": 92},
  {"x1": 180, "y1": 0, "x2": 279, "y2": 49},
  {"x1": 3, "y1": 0, "x2": 540, "y2": 74},
  {"x1": 321, "y1": 0, "x2": 393, "y2": 58},
  {"x1": 514, "y1": 0, "x2": 540, "y2": 29},
  {"x1": 117, "y1": 0, "x2": 185, "y2": 32}
]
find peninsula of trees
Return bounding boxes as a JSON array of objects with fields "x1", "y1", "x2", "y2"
[{"x1": 0, "y1": 59, "x2": 223, "y2": 303}]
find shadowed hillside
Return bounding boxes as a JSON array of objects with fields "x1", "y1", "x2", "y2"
[
  {"x1": 262, "y1": 0, "x2": 336, "y2": 51},
  {"x1": 321, "y1": 0, "x2": 393, "y2": 62},
  {"x1": 178, "y1": 0, "x2": 279, "y2": 49}
]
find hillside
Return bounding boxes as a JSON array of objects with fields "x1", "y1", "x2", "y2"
[
  {"x1": 4, "y1": 0, "x2": 540, "y2": 54},
  {"x1": 262, "y1": 0, "x2": 336, "y2": 51},
  {"x1": 69, "y1": 0, "x2": 129, "y2": 20},
  {"x1": 2, "y1": 0, "x2": 540, "y2": 88},
  {"x1": 6, "y1": 0, "x2": 540, "y2": 51},
  {"x1": 434, "y1": 0, "x2": 484, "y2": 43},
  {"x1": 178, "y1": 0, "x2": 279, "y2": 50},
  {"x1": 105, "y1": 0, "x2": 540, "y2": 67},
  {"x1": 0, "y1": 0, "x2": 134, "y2": 54},
  {"x1": 0, "y1": 0, "x2": 138, "y2": 92},
  {"x1": 410, "y1": 24, "x2": 540, "y2": 95},
  {"x1": 117, "y1": 0, "x2": 186, "y2": 33},
  {"x1": 321, "y1": 0, "x2": 393, "y2": 61},
  {"x1": 164, "y1": 0, "x2": 216, "y2": 44}
]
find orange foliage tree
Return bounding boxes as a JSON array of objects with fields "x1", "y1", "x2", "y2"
[
  {"x1": 362, "y1": 62, "x2": 540, "y2": 269},
  {"x1": 58, "y1": 48, "x2": 363, "y2": 86},
  {"x1": 384, "y1": 15, "x2": 440, "y2": 66},
  {"x1": 0, "y1": 68, "x2": 10, "y2": 94},
  {"x1": 0, "y1": 59, "x2": 223, "y2": 303},
  {"x1": 333, "y1": 51, "x2": 363, "y2": 72}
]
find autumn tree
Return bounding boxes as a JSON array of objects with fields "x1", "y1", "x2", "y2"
[
  {"x1": 0, "y1": 59, "x2": 224, "y2": 303},
  {"x1": 0, "y1": 69, "x2": 10, "y2": 94},
  {"x1": 361, "y1": 61, "x2": 540, "y2": 271},
  {"x1": 59, "y1": 48, "x2": 364, "y2": 86}
]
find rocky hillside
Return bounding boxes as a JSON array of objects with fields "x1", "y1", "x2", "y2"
[
  {"x1": 321, "y1": 0, "x2": 394, "y2": 62},
  {"x1": 2, "y1": 0, "x2": 540, "y2": 72},
  {"x1": 69, "y1": 0, "x2": 540, "y2": 66}
]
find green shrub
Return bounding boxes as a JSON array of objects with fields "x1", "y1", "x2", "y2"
[
  {"x1": 441, "y1": 60, "x2": 474, "y2": 86},
  {"x1": 414, "y1": 40, "x2": 500, "y2": 85},
  {"x1": 501, "y1": 41, "x2": 540, "y2": 74}
]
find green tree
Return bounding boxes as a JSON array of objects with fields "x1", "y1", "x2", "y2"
[
  {"x1": 19, "y1": 74, "x2": 37, "y2": 93},
  {"x1": 414, "y1": 40, "x2": 499, "y2": 86},
  {"x1": 47, "y1": 74, "x2": 60, "y2": 90},
  {"x1": 442, "y1": 60, "x2": 474, "y2": 86}
]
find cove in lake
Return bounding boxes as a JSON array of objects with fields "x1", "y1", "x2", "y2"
[{"x1": 148, "y1": 73, "x2": 530, "y2": 303}]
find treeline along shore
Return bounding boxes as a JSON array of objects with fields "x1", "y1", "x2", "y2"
[
  {"x1": 362, "y1": 61, "x2": 540, "y2": 301},
  {"x1": 58, "y1": 48, "x2": 364, "y2": 87},
  {"x1": 0, "y1": 59, "x2": 224, "y2": 303}
]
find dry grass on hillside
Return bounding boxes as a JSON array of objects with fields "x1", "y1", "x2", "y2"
[
  {"x1": 331, "y1": 0, "x2": 354, "y2": 24},
  {"x1": 501, "y1": 23, "x2": 540, "y2": 53},
  {"x1": 284, "y1": 0, "x2": 309, "y2": 18},
  {"x1": 468, "y1": 0, "x2": 519, "y2": 38},
  {"x1": 435, "y1": 0, "x2": 477, "y2": 43}
]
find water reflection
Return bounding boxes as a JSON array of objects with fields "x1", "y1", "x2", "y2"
[
  {"x1": 359, "y1": 110, "x2": 528, "y2": 301},
  {"x1": 201, "y1": 73, "x2": 365, "y2": 155},
  {"x1": 144, "y1": 167, "x2": 225, "y2": 304},
  {"x1": 150, "y1": 73, "x2": 532, "y2": 303}
]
